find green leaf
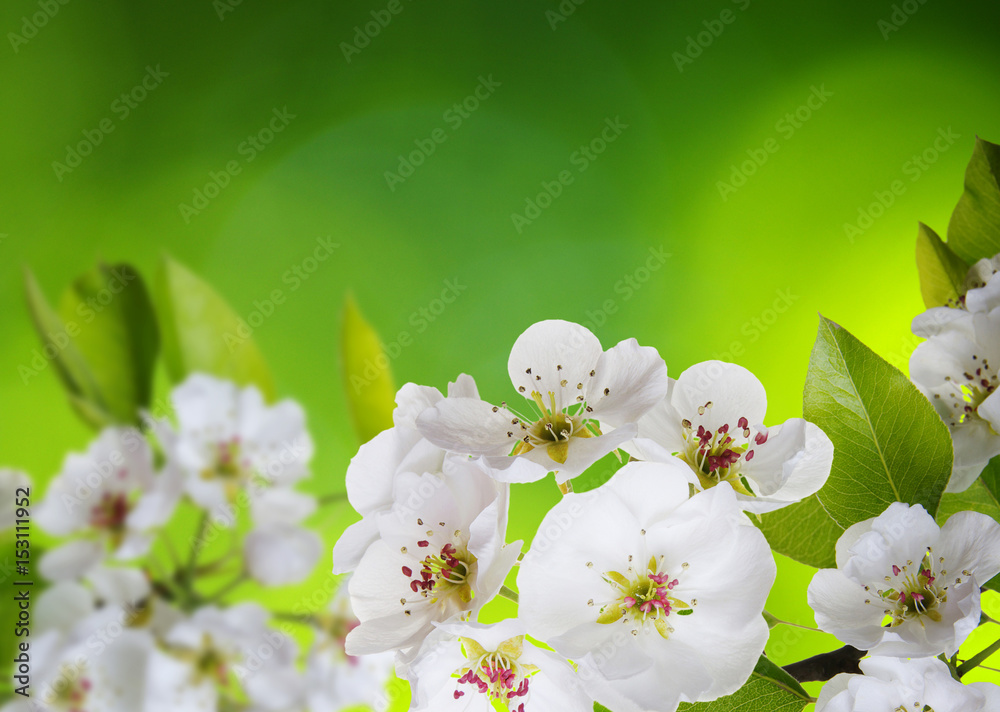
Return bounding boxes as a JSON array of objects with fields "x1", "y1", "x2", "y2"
[
  {"x1": 23, "y1": 267, "x2": 108, "y2": 425},
  {"x1": 154, "y1": 255, "x2": 275, "y2": 400},
  {"x1": 916, "y1": 222, "x2": 970, "y2": 308},
  {"x1": 947, "y1": 136, "x2": 1000, "y2": 263},
  {"x1": 23, "y1": 266, "x2": 157, "y2": 428},
  {"x1": 594, "y1": 705, "x2": 612, "y2": 712},
  {"x1": 341, "y1": 294, "x2": 396, "y2": 443},
  {"x1": 760, "y1": 317, "x2": 953, "y2": 567},
  {"x1": 757, "y1": 494, "x2": 843, "y2": 568},
  {"x1": 676, "y1": 656, "x2": 811, "y2": 711},
  {"x1": 56, "y1": 263, "x2": 159, "y2": 426}
]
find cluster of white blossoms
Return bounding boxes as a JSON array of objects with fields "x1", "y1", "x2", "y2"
[
  {"x1": 2, "y1": 374, "x2": 392, "y2": 712},
  {"x1": 334, "y1": 319, "x2": 843, "y2": 712},
  {"x1": 911, "y1": 253, "x2": 1000, "y2": 491}
]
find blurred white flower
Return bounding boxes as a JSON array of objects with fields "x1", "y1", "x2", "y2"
[
  {"x1": 815, "y1": 656, "x2": 1000, "y2": 712},
  {"x1": 808, "y1": 502, "x2": 1000, "y2": 657},
  {"x1": 35, "y1": 427, "x2": 181, "y2": 582},
  {"x1": 304, "y1": 578, "x2": 395, "y2": 711},
  {"x1": 1, "y1": 468, "x2": 31, "y2": 531},
  {"x1": 244, "y1": 488, "x2": 322, "y2": 586},
  {"x1": 406, "y1": 619, "x2": 592, "y2": 712},
  {"x1": 343, "y1": 456, "x2": 521, "y2": 657},
  {"x1": 913, "y1": 252, "x2": 1000, "y2": 338},
  {"x1": 1, "y1": 580, "x2": 170, "y2": 712},
  {"x1": 417, "y1": 320, "x2": 667, "y2": 484},
  {"x1": 332, "y1": 374, "x2": 477, "y2": 575},
  {"x1": 910, "y1": 308, "x2": 1000, "y2": 492},
  {"x1": 154, "y1": 373, "x2": 314, "y2": 524},
  {"x1": 518, "y1": 460, "x2": 775, "y2": 712},
  {"x1": 630, "y1": 360, "x2": 833, "y2": 513},
  {"x1": 150, "y1": 603, "x2": 299, "y2": 712}
]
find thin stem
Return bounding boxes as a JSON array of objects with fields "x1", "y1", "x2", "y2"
[
  {"x1": 181, "y1": 512, "x2": 210, "y2": 601},
  {"x1": 499, "y1": 585, "x2": 520, "y2": 604},
  {"x1": 205, "y1": 573, "x2": 249, "y2": 603},
  {"x1": 163, "y1": 534, "x2": 182, "y2": 570},
  {"x1": 273, "y1": 611, "x2": 319, "y2": 625},
  {"x1": 957, "y1": 637, "x2": 1000, "y2": 677},
  {"x1": 763, "y1": 609, "x2": 822, "y2": 632}
]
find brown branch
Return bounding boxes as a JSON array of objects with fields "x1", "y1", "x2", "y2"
[{"x1": 784, "y1": 645, "x2": 865, "y2": 682}]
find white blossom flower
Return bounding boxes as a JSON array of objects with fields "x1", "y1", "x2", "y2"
[
  {"x1": 405, "y1": 619, "x2": 592, "y2": 712},
  {"x1": 808, "y1": 502, "x2": 1000, "y2": 657},
  {"x1": 518, "y1": 459, "x2": 775, "y2": 712},
  {"x1": 629, "y1": 360, "x2": 834, "y2": 513},
  {"x1": 910, "y1": 308, "x2": 1000, "y2": 492},
  {"x1": 156, "y1": 373, "x2": 314, "y2": 523},
  {"x1": 0, "y1": 579, "x2": 176, "y2": 712},
  {"x1": 1, "y1": 468, "x2": 31, "y2": 531},
  {"x1": 815, "y1": 656, "x2": 1000, "y2": 712},
  {"x1": 150, "y1": 603, "x2": 299, "y2": 712},
  {"x1": 303, "y1": 580, "x2": 395, "y2": 712},
  {"x1": 0, "y1": 626, "x2": 156, "y2": 712},
  {"x1": 913, "y1": 252, "x2": 1000, "y2": 338},
  {"x1": 244, "y1": 488, "x2": 322, "y2": 586},
  {"x1": 417, "y1": 320, "x2": 668, "y2": 484},
  {"x1": 343, "y1": 456, "x2": 521, "y2": 656},
  {"x1": 332, "y1": 374, "x2": 477, "y2": 575},
  {"x1": 35, "y1": 427, "x2": 181, "y2": 582}
]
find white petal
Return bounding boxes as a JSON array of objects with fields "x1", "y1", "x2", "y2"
[
  {"x1": 417, "y1": 398, "x2": 516, "y2": 457},
  {"x1": 250, "y1": 487, "x2": 317, "y2": 526},
  {"x1": 740, "y1": 419, "x2": 834, "y2": 513},
  {"x1": 670, "y1": 361, "x2": 767, "y2": 432},
  {"x1": 447, "y1": 373, "x2": 480, "y2": 399},
  {"x1": 588, "y1": 339, "x2": 668, "y2": 426},
  {"x1": 548, "y1": 425, "x2": 637, "y2": 484},
  {"x1": 937, "y1": 510, "x2": 1000, "y2": 585},
  {"x1": 245, "y1": 524, "x2": 322, "y2": 586},
  {"x1": 39, "y1": 539, "x2": 104, "y2": 582},
  {"x1": 912, "y1": 306, "x2": 975, "y2": 337},
  {"x1": 332, "y1": 515, "x2": 380, "y2": 574},
  {"x1": 477, "y1": 454, "x2": 551, "y2": 484},
  {"x1": 633, "y1": 382, "x2": 688, "y2": 457},
  {"x1": 841, "y1": 503, "x2": 939, "y2": 586},
  {"x1": 0, "y1": 469, "x2": 31, "y2": 531},
  {"x1": 507, "y1": 320, "x2": 602, "y2": 411},
  {"x1": 393, "y1": 382, "x2": 445, "y2": 429},
  {"x1": 35, "y1": 581, "x2": 95, "y2": 633},
  {"x1": 807, "y1": 569, "x2": 887, "y2": 649},
  {"x1": 89, "y1": 565, "x2": 151, "y2": 604},
  {"x1": 240, "y1": 396, "x2": 314, "y2": 485}
]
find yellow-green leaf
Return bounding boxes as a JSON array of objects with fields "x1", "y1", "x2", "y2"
[
  {"x1": 916, "y1": 222, "x2": 970, "y2": 308},
  {"x1": 948, "y1": 136, "x2": 1000, "y2": 263},
  {"x1": 154, "y1": 255, "x2": 275, "y2": 400},
  {"x1": 57, "y1": 263, "x2": 159, "y2": 426},
  {"x1": 341, "y1": 294, "x2": 395, "y2": 443}
]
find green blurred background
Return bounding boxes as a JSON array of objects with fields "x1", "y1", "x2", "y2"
[{"x1": 3, "y1": 0, "x2": 1000, "y2": 703}]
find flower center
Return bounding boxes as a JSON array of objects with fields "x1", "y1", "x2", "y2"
[
  {"x1": 90, "y1": 491, "x2": 131, "y2": 533},
  {"x1": 452, "y1": 636, "x2": 537, "y2": 712},
  {"x1": 402, "y1": 538, "x2": 477, "y2": 605},
  {"x1": 508, "y1": 389, "x2": 601, "y2": 465},
  {"x1": 862, "y1": 549, "x2": 974, "y2": 628},
  {"x1": 940, "y1": 357, "x2": 999, "y2": 427},
  {"x1": 679, "y1": 404, "x2": 762, "y2": 496},
  {"x1": 200, "y1": 436, "x2": 255, "y2": 500},
  {"x1": 42, "y1": 664, "x2": 92, "y2": 709},
  {"x1": 185, "y1": 634, "x2": 231, "y2": 687},
  {"x1": 596, "y1": 556, "x2": 691, "y2": 639}
]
